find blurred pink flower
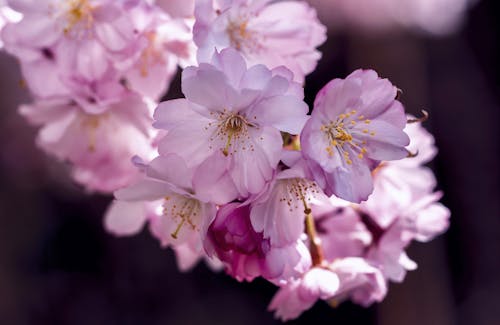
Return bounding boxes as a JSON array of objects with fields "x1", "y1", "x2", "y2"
[
  {"x1": 194, "y1": 0, "x2": 326, "y2": 82},
  {"x1": 358, "y1": 122, "x2": 450, "y2": 282},
  {"x1": 119, "y1": 2, "x2": 196, "y2": 100},
  {"x1": 314, "y1": 203, "x2": 372, "y2": 261},
  {"x1": 269, "y1": 258, "x2": 386, "y2": 321},
  {"x1": 307, "y1": 0, "x2": 477, "y2": 35},
  {"x1": 19, "y1": 93, "x2": 156, "y2": 192},
  {"x1": 3, "y1": 0, "x2": 142, "y2": 83},
  {"x1": 360, "y1": 122, "x2": 449, "y2": 231},
  {"x1": 2, "y1": 0, "x2": 192, "y2": 100},
  {"x1": 269, "y1": 267, "x2": 340, "y2": 321}
]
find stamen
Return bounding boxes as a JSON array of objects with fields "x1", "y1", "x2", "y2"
[
  {"x1": 171, "y1": 218, "x2": 186, "y2": 239},
  {"x1": 321, "y1": 109, "x2": 374, "y2": 163},
  {"x1": 163, "y1": 196, "x2": 200, "y2": 239},
  {"x1": 278, "y1": 178, "x2": 324, "y2": 266},
  {"x1": 63, "y1": 0, "x2": 94, "y2": 39},
  {"x1": 226, "y1": 17, "x2": 261, "y2": 53}
]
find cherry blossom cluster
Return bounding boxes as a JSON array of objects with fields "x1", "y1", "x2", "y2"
[
  {"x1": 1, "y1": 0, "x2": 196, "y2": 192},
  {"x1": 1, "y1": 0, "x2": 450, "y2": 321}
]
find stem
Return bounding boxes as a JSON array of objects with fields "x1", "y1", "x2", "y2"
[{"x1": 304, "y1": 208, "x2": 324, "y2": 266}]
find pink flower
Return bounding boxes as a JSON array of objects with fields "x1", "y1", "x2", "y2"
[
  {"x1": 360, "y1": 187, "x2": 450, "y2": 282},
  {"x1": 194, "y1": 0, "x2": 326, "y2": 82},
  {"x1": 19, "y1": 93, "x2": 156, "y2": 192},
  {"x1": 269, "y1": 258, "x2": 386, "y2": 321},
  {"x1": 250, "y1": 163, "x2": 327, "y2": 248},
  {"x1": 119, "y1": 2, "x2": 196, "y2": 100},
  {"x1": 3, "y1": 0, "x2": 142, "y2": 84},
  {"x1": 301, "y1": 69, "x2": 410, "y2": 202},
  {"x1": 205, "y1": 203, "x2": 311, "y2": 283},
  {"x1": 308, "y1": 0, "x2": 475, "y2": 35},
  {"x1": 352, "y1": 124, "x2": 449, "y2": 281},
  {"x1": 154, "y1": 48, "x2": 309, "y2": 202},
  {"x1": 365, "y1": 221, "x2": 418, "y2": 282},
  {"x1": 3, "y1": 1, "x2": 193, "y2": 100},
  {"x1": 313, "y1": 202, "x2": 372, "y2": 261},
  {"x1": 269, "y1": 267, "x2": 340, "y2": 321},
  {"x1": 328, "y1": 257, "x2": 387, "y2": 307},
  {"x1": 105, "y1": 199, "x2": 159, "y2": 238},
  {"x1": 105, "y1": 154, "x2": 221, "y2": 272},
  {"x1": 105, "y1": 197, "x2": 221, "y2": 273},
  {"x1": 172, "y1": 236, "x2": 223, "y2": 272},
  {"x1": 106, "y1": 154, "x2": 217, "y2": 246},
  {"x1": 359, "y1": 121, "x2": 450, "y2": 235}
]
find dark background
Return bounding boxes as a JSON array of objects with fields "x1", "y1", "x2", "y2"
[{"x1": 0, "y1": 1, "x2": 499, "y2": 324}]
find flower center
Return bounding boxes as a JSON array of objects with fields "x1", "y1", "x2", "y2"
[
  {"x1": 81, "y1": 113, "x2": 105, "y2": 152},
  {"x1": 63, "y1": 0, "x2": 94, "y2": 39},
  {"x1": 163, "y1": 195, "x2": 200, "y2": 240},
  {"x1": 226, "y1": 17, "x2": 261, "y2": 54},
  {"x1": 208, "y1": 110, "x2": 257, "y2": 157},
  {"x1": 224, "y1": 114, "x2": 246, "y2": 133},
  {"x1": 139, "y1": 32, "x2": 165, "y2": 77},
  {"x1": 320, "y1": 110, "x2": 375, "y2": 165}
]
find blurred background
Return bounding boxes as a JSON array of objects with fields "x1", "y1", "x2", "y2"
[{"x1": 0, "y1": 0, "x2": 499, "y2": 324}]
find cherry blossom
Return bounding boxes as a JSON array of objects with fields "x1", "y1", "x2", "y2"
[
  {"x1": 194, "y1": 0, "x2": 326, "y2": 82},
  {"x1": 106, "y1": 154, "x2": 217, "y2": 246},
  {"x1": 154, "y1": 48, "x2": 308, "y2": 201},
  {"x1": 269, "y1": 258, "x2": 386, "y2": 321},
  {"x1": 20, "y1": 92, "x2": 156, "y2": 192},
  {"x1": 301, "y1": 69, "x2": 410, "y2": 202},
  {"x1": 204, "y1": 203, "x2": 311, "y2": 283}
]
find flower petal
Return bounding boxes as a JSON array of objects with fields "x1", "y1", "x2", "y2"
[{"x1": 104, "y1": 200, "x2": 148, "y2": 236}]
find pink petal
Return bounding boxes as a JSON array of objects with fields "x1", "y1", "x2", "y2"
[
  {"x1": 114, "y1": 179, "x2": 172, "y2": 201},
  {"x1": 104, "y1": 200, "x2": 148, "y2": 236},
  {"x1": 181, "y1": 67, "x2": 239, "y2": 111},
  {"x1": 250, "y1": 95, "x2": 309, "y2": 134},
  {"x1": 147, "y1": 154, "x2": 193, "y2": 191},
  {"x1": 153, "y1": 99, "x2": 206, "y2": 130},
  {"x1": 193, "y1": 151, "x2": 240, "y2": 204}
]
